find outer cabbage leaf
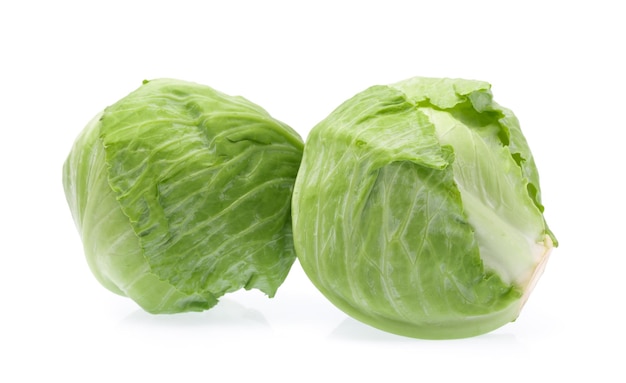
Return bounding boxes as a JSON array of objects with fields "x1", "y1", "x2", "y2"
[
  {"x1": 292, "y1": 78, "x2": 556, "y2": 339},
  {"x1": 63, "y1": 79, "x2": 303, "y2": 313}
]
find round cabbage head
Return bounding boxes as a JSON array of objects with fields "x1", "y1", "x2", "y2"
[
  {"x1": 63, "y1": 79, "x2": 303, "y2": 313},
  {"x1": 292, "y1": 77, "x2": 557, "y2": 339}
]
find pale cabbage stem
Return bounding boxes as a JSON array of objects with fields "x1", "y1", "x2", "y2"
[{"x1": 519, "y1": 234, "x2": 554, "y2": 312}]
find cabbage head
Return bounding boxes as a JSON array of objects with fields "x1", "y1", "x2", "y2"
[
  {"x1": 292, "y1": 77, "x2": 557, "y2": 339},
  {"x1": 63, "y1": 79, "x2": 303, "y2": 314}
]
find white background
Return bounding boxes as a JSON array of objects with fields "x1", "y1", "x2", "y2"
[{"x1": 1, "y1": 0, "x2": 624, "y2": 381}]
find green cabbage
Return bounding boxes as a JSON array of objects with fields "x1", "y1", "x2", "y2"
[
  {"x1": 292, "y1": 77, "x2": 557, "y2": 339},
  {"x1": 63, "y1": 79, "x2": 303, "y2": 314}
]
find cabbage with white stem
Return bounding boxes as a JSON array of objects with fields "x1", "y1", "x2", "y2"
[
  {"x1": 63, "y1": 79, "x2": 303, "y2": 314},
  {"x1": 291, "y1": 77, "x2": 557, "y2": 339}
]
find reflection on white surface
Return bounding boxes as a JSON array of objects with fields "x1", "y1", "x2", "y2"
[
  {"x1": 120, "y1": 298, "x2": 271, "y2": 329},
  {"x1": 329, "y1": 316, "x2": 523, "y2": 346},
  {"x1": 330, "y1": 317, "x2": 414, "y2": 342}
]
